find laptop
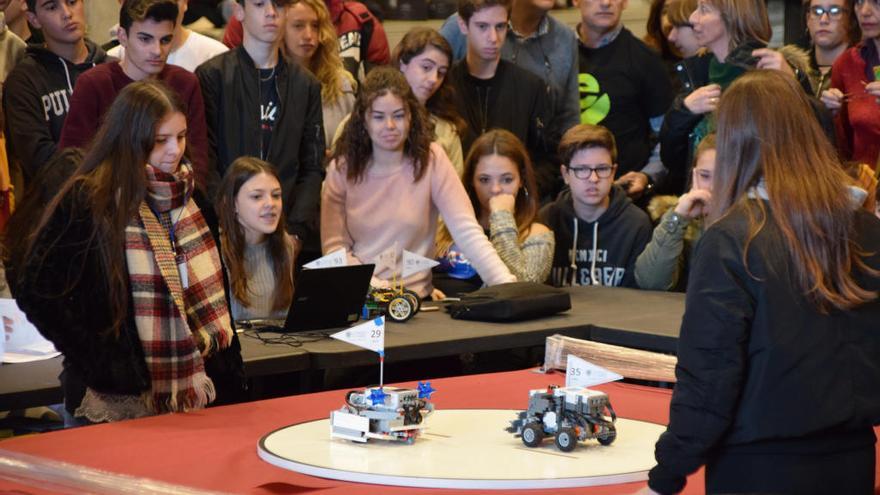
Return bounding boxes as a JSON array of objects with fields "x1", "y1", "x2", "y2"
[{"x1": 280, "y1": 263, "x2": 376, "y2": 332}]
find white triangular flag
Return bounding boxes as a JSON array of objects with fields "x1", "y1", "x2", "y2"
[
  {"x1": 401, "y1": 249, "x2": 440, "y2": 278},
  {"x1": 303, "y1": 248, "x2": 347, "y2": 269},
  {"x1": 375, "y1": 242, "x2": 399, "y2": 273},
  {"x1": 330, "y1": 317, "x2": 384, "y2": 353},
  {"x1": 565, "y1": 354, "x2": 623, "y2": 388}
]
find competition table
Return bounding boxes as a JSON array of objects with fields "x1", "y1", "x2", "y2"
[
  {"x1": 0, "y1": 368, "x2": 708, "y2": 494},
  {"x1": 0, "y1": 286, "x2": 685, "y2": 410}
]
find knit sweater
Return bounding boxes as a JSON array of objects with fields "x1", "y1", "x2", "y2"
[
  {"x1": 229, "y1": 241, "x2": 290, "y2": 321},
  {"x1": 321, "y1": 143, "x2": 516, "y2": 297},
  {"x1": 830, "y1": 43, "x2": 880, "y2": 167},
  {"x1": 58, "y1": 62, "x2": 211, "y2": 189},
  {"x1": 321, "y1": 72, "x2": 356, "y2": 145},
  {"x1": 488, "y1": 210, "x2": 554, "y2": 283}
]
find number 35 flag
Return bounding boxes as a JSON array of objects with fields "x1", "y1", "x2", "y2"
[
  {"x1": 565, "y1": 354, "x2": 622, "y2": 388},
  {"x1": 331, "y1": 317, "x2": 385, "y2": 354}
]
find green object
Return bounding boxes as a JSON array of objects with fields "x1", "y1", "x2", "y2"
[{"x1": 708, "y1": 57, "x2": 748, "y2": 90}]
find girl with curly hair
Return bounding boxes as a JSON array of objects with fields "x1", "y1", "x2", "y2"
[{"x1": 323, "y1": 67, "x2": 515, "y2": 299}]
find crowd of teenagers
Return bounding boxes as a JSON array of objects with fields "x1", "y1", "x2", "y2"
[{"x1": 1, "y1": 0, "x2": 880, "y2": 491}]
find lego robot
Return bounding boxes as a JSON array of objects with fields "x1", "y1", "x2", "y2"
[
  {"x1": 362, "y1": 286, "x2": 421, "y2": 323},
  {"x1": 330, "y1": 382, "x2": 436, "y2": 444},
  {"x1": 507, "y1": 385, "x2": 617, "y2": 452}
]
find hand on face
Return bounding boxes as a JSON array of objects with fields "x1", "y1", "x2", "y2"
[
  {"x1": 684, "y1": 83, "x2": 721, "y2": 114},
  {"x1": 488, "y1": 193, "x2": 516, "y2": 213},
  {"x1": 674, "y1": 187, "x2": 712, "y2": 219}
]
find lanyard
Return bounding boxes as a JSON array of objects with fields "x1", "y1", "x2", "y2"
[{"x1": 146, "y1": 190, "x2": 192, "y2": 253}]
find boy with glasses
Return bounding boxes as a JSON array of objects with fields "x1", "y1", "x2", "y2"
[{"x1": 539, "y1": 124, "x2": 651, "y2": 287}]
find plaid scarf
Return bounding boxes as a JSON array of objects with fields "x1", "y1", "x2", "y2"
[{"x1": 125, "y1": 163, "x2": 233, "y2": 414}]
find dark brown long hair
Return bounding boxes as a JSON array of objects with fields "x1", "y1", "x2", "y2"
[
  {"x1": 644, "y1": 0, "x2": 677, "y2": 60},
  {"x1": 436, "y1": 130, "x2": 539, "y2": 254},
  {"x1": 392, "y1": 27, "x2": 466, "y2": 134},
  {"x1": 215, "y1": 157, "x2": 294, "y2": 312},
  {"x1": 333, "y1": 67, "x2": 434, "y2": 183},
  {"x1": 4, "y1": 81, "x2": 187, "y2": 334},
  {"x1": 711, "y1": 70, "x2": 877, "y2": 312},
  {"x1": 802, "y1": 0, "x2": 861, "y2": 48}
]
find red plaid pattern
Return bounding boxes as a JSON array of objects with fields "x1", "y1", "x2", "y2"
[{"x1": 125, "y1": 164, "x2": 233, "y2": 413}]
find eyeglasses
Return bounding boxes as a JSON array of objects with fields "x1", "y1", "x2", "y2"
[
  {"x1": 566, "y1": 165, "x2": 615, "y2": 180},
  {"x1": 808, "y1": 5, "x2": 847, "y2": 18},
  {"x1": 855, "y1": 0, "x2": 879, "y2": 9}
]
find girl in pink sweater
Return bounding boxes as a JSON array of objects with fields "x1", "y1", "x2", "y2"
[{"x1": 322, "y1": 68, "x2": 515, "y2": 298}]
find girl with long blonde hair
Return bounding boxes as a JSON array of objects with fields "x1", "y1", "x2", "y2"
[{"x1": 284, "y1": 0, "x2": 356, "y2": 143}]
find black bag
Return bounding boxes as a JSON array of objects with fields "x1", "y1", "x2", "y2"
[{"x1": 445, "y1": 282, "x2": 571, "y2": 322}]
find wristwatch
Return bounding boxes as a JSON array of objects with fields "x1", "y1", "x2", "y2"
[{"x1": 663, "y1": 211, "x2": 688, "y2": 234}]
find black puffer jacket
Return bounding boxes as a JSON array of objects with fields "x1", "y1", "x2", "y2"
[{"x1": 649, "y1": 200, "x2": 880, "y2": 493}]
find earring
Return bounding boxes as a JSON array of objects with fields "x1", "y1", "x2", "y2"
[{"x1": 522, "y1": 187, "x2": 529, "y2": 198}]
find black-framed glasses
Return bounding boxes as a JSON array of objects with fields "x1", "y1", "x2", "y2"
[
  {"x1": 808, "y1": 5, "x2": 847, "y2": 18},
  {"x1": 566, "y1": 165, "x2": 615, "y2": 180}
]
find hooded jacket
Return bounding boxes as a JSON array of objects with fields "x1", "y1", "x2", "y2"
[
  {"x1": 539, "y1": 184, "x2": 651, "y2": 288},
  {"x1": 3, "y1": 40, "x2": 108, "y2": 180}
]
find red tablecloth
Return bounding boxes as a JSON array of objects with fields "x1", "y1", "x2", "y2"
[{"x1": 0, "y1": 369, "x2": 877, "y2": 494}]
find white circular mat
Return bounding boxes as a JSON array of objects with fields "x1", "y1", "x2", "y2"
[{"x1": 258, "y1": 409, "x2": 665, "y2": 489}]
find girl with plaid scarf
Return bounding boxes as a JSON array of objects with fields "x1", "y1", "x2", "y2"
[{"x1": 4, "y1": 81, "x2": 245, "y2": 424}]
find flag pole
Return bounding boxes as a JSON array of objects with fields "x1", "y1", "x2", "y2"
[{"x1": 379, "y1": 351, "x2": 385, "y2": 388}]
